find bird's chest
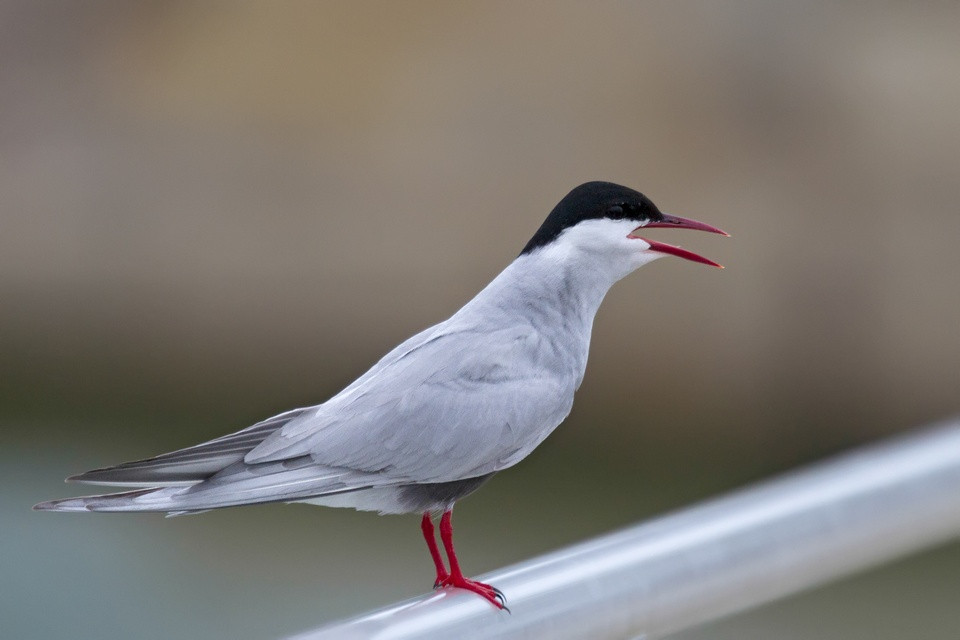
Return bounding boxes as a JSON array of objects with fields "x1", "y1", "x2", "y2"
[{"x1": 525, "y1": 314, "x2": 592, "y2": 389}]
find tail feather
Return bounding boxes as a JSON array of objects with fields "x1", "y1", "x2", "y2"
[
  {"x1": 34, "y1": 458, "x2": 383, "y2": 514},
  {"x1": 33, "y1": 406, "x2": 401, "y2": 514},
  {"x1": 33, "y1": 488, "x2": 183, "y2": 513}
]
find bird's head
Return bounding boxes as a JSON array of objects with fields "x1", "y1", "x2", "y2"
[{"x1": 521, "y1": 181, "x2": 727, "y2": 275}]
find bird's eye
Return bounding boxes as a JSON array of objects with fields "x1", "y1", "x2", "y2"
[{"x1": 606, "y1": 205, "x2": 624, "y2": 217}]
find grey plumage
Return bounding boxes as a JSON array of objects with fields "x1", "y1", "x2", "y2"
[
  {"x1": 36, "y1": 182, "x2": 725, "y2": 522},
  {"x1": 35, "y1": 249, "x2": 591, "y2": 515}
]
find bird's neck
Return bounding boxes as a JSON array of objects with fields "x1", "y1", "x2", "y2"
[{"x1": 463, "y1": 245, "x2": 628, "y2": 339}]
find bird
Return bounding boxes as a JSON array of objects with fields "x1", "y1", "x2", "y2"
[{"x1": 35, "y1": 181, "x2": 727, "y2": 609}]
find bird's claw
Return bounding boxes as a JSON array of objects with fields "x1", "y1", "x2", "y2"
[
  {"x1": 435, "y1": 575, "x2": 507, "y2": 610},
  {"x1": 488, "y1": 588, "x2": 509, "y2": 612}
]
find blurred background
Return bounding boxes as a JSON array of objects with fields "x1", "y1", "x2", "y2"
[{"x1": 3, "y1": 2, "x2": 960, "y2": 638}]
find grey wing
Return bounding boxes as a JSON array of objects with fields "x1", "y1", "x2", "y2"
[
  {"x1": 67, "y1": 407, "x2": 314, "y2": 486},
  {"x1": 41, "y1": 322, "x2": 576, "y2": 513},
  {"x1": 246, "y1": 324, "x2": 577, "y2": 483},
  {"x1": 40, "y1": 406, "x2": 400, "y2": 513}
]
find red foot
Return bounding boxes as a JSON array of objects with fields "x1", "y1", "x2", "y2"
[
  {"x1": 421, "y1": 509, "x2": 508, "y2": 610},
  {"x1": 436, "y1": 573, "x2": 506, "y2": 609}
]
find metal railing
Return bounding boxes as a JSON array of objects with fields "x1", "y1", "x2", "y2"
[{"x1": 291, "y1": 418, "x2": 960, "y2": 640}]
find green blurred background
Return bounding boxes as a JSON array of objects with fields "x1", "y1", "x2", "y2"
[{"x1": 4, "y1": 2, "x2": 960, "y2": 638}]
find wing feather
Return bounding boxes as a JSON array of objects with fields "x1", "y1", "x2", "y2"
[
  {"x1": 246, "y1": 321, "x2": 577, "y2": 483},
  {"x1": 68, "y1": 407, "x2": 312, "y2": 486}
]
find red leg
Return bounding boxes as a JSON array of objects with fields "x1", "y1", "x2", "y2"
[
  {"x1": 420, "y1": 512, "x2": 449, "y2": 587},
  {"x1": 435, "y1": 509, "x2": 506, "y2": 609}
]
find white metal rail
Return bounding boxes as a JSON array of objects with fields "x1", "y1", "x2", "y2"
[{"x1": 291, "y1": 418, "x2": 960, "y2": 640}]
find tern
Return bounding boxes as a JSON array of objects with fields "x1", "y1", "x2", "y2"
[{"x1": 35, "y1": 181, "x2": 727, "y2": 609}]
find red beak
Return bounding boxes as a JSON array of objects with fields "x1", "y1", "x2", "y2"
[
  {"x1": 645, "y1": 213, "x2": 729, "y2": 237},
  {"x1": 628, "y1": 213, "x2": 728, "y2": 269}
]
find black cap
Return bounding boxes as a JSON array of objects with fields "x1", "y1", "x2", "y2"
[{"x1": 521, "y1": 182, "x2": 664, "y2": 255}]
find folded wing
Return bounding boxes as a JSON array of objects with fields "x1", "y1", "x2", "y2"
[
  {"x1": 246, "y1": 323, "x2": 576, "y2": 483},
  {"x1": 67, "y1": 407, "x2": 313, "y2": 487}
]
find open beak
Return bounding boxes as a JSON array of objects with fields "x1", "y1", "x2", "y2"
[{"x1": 628, "y1": 213, "x2": 728, "y2": 269}]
